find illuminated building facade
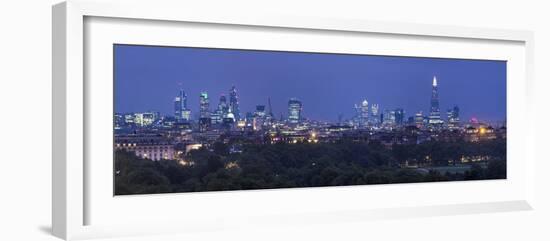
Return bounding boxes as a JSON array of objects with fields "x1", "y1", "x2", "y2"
[
  {"x1": 199, "y1": 91, "x2": 211, "y2": 132},
  {"x1": 174, "y1": 89, "x2": 191, "y2": 122},
  {"x1": 382, "y1": 109, "x2": 396, "y2": 125},
  {"x1": 465, "y1": 125, "x2": 497, "y2": 142},
  {"x1": 414, "y1": 111, "x2": 425, "y2": 128},
  {"x1": 114, "y1": 113, "x2": 125, "y2": 129},
  {"x1": 218, "y1": 95, "x2": 229, "y2": 116},
  {"x1": 211, "y1": 95, "x2": 228, "y2": 124},
  {"x1": 371, "y1": 103, "x2": 379, "y2": 124},
  {"x1": 360, "y1": 99, "x2": 369, "y2": 126},
  {"x1": 134, "y1": 112, "x2": 158, "y2": 127},
  {"x1": 428, "y1": 76, "x2": 443, "y2": 126},
  {"x1": 447, "y1": 105, "x2": 460, "y2": 129},
  {"x1": 288, "y1": 98, "x2": 303, "y2": 124},
  {"x1": 199, "y1": 91, "x2": 210, "y2": 118},
  {"x1": 115, "y1": 135, "x2": 175, "y2": 161},
  {"x1": 253, "y1": 105, "x2": 266, "y2": 130},
  {"x1": 254, "y1": 105, "x2": 266, "y2": 118},
  {"x1": 394, "y1": 108, "x2": 405, "y2": 125},
  {"x1": 228, "y1": 86, "x2": 241, "y2": 121}
]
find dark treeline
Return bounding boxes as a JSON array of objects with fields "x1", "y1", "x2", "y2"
[{"x1": 114, "y1": 139, "x2": 506, "y2": 195}]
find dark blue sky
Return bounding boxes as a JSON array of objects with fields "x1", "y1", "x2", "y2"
[{"x1": 114, "y1": 44, "x2": 506, "y2": 122}]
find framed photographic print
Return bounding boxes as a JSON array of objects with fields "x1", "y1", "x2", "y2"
[
  {"x1": 53, "y1": 0, "x2": 535, "y2": 240},
  {"x1": 113, "y1": 44, "x2": 508, "y2": 195}
]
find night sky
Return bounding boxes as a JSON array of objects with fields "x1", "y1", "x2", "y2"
[{"x1": 114, "y1": 44, "x2": 506, "y2": 122}]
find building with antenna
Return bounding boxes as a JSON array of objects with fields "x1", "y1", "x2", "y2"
[{"x1": 428, "y1": 76, "x2": 444, "y2": 127}]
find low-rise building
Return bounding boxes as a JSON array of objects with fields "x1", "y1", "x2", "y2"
[{"x1": 115, "y1": 134, "x2": 175, "y2": 161}]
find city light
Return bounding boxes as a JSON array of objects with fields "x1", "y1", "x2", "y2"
[
  {"x1": 179, "y1": 159, "x2": 194, "y2": 166},
  {"x1": 113, "y1": 45, "x2": 507, "y2": 195},
  {"x1": 479, "y1": 127, "x2": 487, "y2": 135},
  {"x1": 115, "y1": 78, "x2": 505, "y2": 165}
]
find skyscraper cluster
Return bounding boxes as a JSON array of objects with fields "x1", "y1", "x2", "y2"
[
  {"x1": 172, "y1": 84, "x2": 311, "y2": 132},
  {"x1": 175, "y1": 85, "x2": 242, "y2": 124},
  {"x1": 170, "y1": 75, "x2": 462, "y2": 133},
  {"x1": 353, "y1": 99, "x2": 380, "y2": 127},
  {"x1": 351, "y1": 76, "x2": 459, "y2": 130}
]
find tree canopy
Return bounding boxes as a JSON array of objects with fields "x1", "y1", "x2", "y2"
[{"x1": 115, "y1": 138, "x2": 506, "y2": 195}]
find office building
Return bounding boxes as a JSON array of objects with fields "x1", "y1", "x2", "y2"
[
  {"x1": 174, "y1": 89, "x2": 191, "y2": 121},
  {"x1": 288, "y1": 98, "x2": 303, "y2": 124},
  {"x1": 199, "y1": 91, "x2": 210, "y2": 118},
  {"x1": 228, "y1": 86, "x2": 241, "y2": 121},
  {"x1": 428, "y1": 76, "x2": 443, "y2": 126}
]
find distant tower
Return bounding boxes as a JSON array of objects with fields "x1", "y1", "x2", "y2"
[
  {"x1": 211, "y1": 94, "x2": 228, "y2": 124},
  {"x1": 228, "y1": 86, "x2": 241, "y2": 121},
  {"x1": 218, "y1": 95, "x2": 229, "y2": 119},
  {"x1": 287, "y1": 98, "x2": 302, "y2": 124},
  {"x1": 253, "y1": 105, "x2": 266, "y2": 130},
  {"x1": 198, "y1": 92, "x2": 211, "y2": 132},
  {"x1": 174, "y1": 89, "x2": 191, "y2": 121},
  {"x1": 255, "y1": 105, "x2": 266, "y2": 118},
  {"x1": 174, "y1": 90, "x2": 184, "y2": 118},
  {"x1": 382, "y1": 109, "x2": 396, "y2": 125},
  {"x1": 354, "y1": 104, "x2": 361, "y2": 126},
  {"x1": 371, "y1": 104, "x2": 379, "y2": 124},
  {"x1": 199, "y1": 91, "x2": 210, "y2": 118},
  {"x1": 218, "y1": 95, "x2": 228, "y2": 115},
  {"x1": 267, "y1": 97, "x2": 274, "y2": 118},
  {"x1": 428, "y1": 76, "x2": 442, "y2": 126},
  {"x1": 447, "y1": 105, "x2": 460, "y2": 129},
  {"x1": 360, "y1": 99, "x2": 369, "y2": 126},
  {"x1": 394, "y1": 108, "x2": 405, "y2": 125},
  {"x1": 415, "y1": 111, "x2": 425, "y2": 129}
]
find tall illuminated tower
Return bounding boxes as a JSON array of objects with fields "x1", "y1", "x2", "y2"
[
  {"x1": 211, "y1": 95, "x2": 228, "y2": 124},
  {"x1": 360, "y1": 99, "x2": 369, "y2": 126},
  {"x1": 218, "y1": 95, "x2": 229, "y2": 117},
  {"x1": 370, "y1": 104, "x2": 379, "y2": 124},
  {"x1": 199, "y1": 91, "x2": 210, "y2": 118},
  {"x1": 228, "y1": 86, "x2": 240, "y2": 121},
  {"x1": 428, "y1": 76, "x2": 443, "y2": 126},
  {"x1": 288, "y1": 98, "x2": 302, "y2": 124},
  {"x1": 394, "y1": 108, "x2": 405, "y2": 125},
  {"x1": 174, "y1": 89, "x2": 191, "y2": 121}
]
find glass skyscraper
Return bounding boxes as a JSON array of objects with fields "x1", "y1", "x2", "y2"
[
  {"x1": 394, "y1": 108, "x2": 405, "y2": 125},
  {"x1": 199, "y1": 91, "x2": 210, "y2": 118},
  {"x1": 174, "y1": 89, "x2": 191, "y2": 121},
  {"x1": 228, "y1": 86, "x2": 240, "y2": 121},
  {"x1": 288, "y1": 98, "x2": 303, "y2": 124},
  {"x1": 360, "y1": 99, "x2": 369, "y2": 126},
  {"x1": 447, "y1": 105, "x2": 460, "y2": 129},
  {"x1": 428, "y1": 76, "x2": 443, "y2": 126}
]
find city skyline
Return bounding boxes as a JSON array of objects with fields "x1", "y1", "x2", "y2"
[
  {"x1": 114, "y1": 44, "x2": 507, "y2": 123},
  {"x1": 113, "y1": 44, "x2": 508, "y2": 195}
]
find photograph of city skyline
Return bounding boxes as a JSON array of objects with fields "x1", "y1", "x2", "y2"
[{"x1": 113, "y1": 44, "x2": 507, "y2": 195}]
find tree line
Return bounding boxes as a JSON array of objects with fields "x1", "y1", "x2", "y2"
[{"x1": 114, "y1": 138, "x2": 506, "y2": 195}]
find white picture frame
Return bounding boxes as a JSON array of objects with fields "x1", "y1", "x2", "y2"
[{"x1": 52, "y1": 0, "x2": 535, "y2": 240}]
